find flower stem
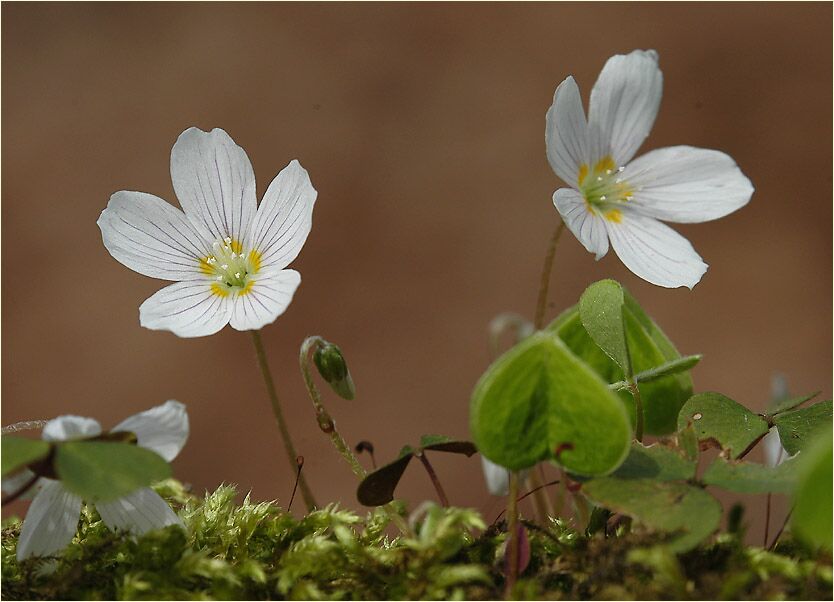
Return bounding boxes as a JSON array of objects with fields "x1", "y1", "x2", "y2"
[
  {"x1": 416, "y1": 452, "x2": 449, "y2": 507},
  {"x1": 534, "y1": 220, "x2": 567, "y2": 330},
  {"x1": 299, "y1": 336, "x2": 367, "y2": 479},
  {"x1": 504, "y1": 471, "x2": 521, "y2": 599},
  {"x1": 250, "y1": 330, "x2": 317, "y2": 511},
  {"x1": 299, "y1": 335, "x2": 412, "y2": 536}
]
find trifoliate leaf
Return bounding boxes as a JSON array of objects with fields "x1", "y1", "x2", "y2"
[
  {"x1": 773, "y1": 400, "x2": 833, "y2": 455},
  {"x1": 610, "y1": 442, "x2": 697, "y2": 482},
  {"x1": 1, "y1": 436, "x2": 50, "y2": 478},
  {"x1": 702, "y1": 456, "x2": 799, "y2": 494},
  {"x1": 356, "y1": 454, "x2": 413, "y2": 506},
  {"x1": 583, "y1": 478, "x2": 722, "y2": 552},
  {"x1": 419, "y1": 436, "x2": 477, "y2": 456},
  {"x1": 548, "y1": 291, "x2": 694, "y2": 436},
  {"x1": 54, "y1": 441, "x2": 171, "y2": 502},
  {"x1": 579, "y1": 279, "x2": 632, "y2": 377},
  {"x1": 766, "y1": 392, "x2": 819, "y2": 417},
  {"x1": 470, "y1": 332, "x2": 631, "y2": 475},
  {"x1": 677, "y1": 393, "x2": 769, "y2": 458},
  {"x1": 791, "y1": 427, "x2": 832, "y2": 551}
]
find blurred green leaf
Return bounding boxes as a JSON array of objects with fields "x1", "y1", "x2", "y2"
[
  {"x1": 579, "y1": 279, "x2": 632, "y2": 377},
  {"x1": 677, "y1": 424, "x2": 699, "y2": 462},
  {"x1": 610, "y1": 442, "x2": 696, "y2": 482},
  {"x1": 356, "y1": 454, "x2": 412, "y2": 506},
  {"x1": 767, "y1": 392, "x2": 819, "y2": 417},
  {"x1": 677, "y1": 393, "x2": 769, "y2": 458},
  {"x1": 470, "y1": 332, "x2": 631, "y2": 475},
  {"x1": 583, "y1": 478, "x2": 721, "y2": 552},
  {"x1": 548, "y1": 295, "x2": 694, "y2": 436},
  {"x1": 54, "y1": 441, "x2": 171, "y2": 502},
  {"x1": 773, "y1": 400, "x2": 833, "y2": 455},
  {"x1": 1, "y1": 436, "x2": 50, "y2": 478},
  {"x1": 702, "y1": 456, "x2": 799, "y2": 494},
  {"x1": 791, "y1": 427, "x2": 832, "y2": 551}
]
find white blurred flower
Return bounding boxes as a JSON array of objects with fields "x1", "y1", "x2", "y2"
[
  {"x1": 546, "y1": 50, "x2": 753, "y2": 289},
  {"x1": 481, "y1": 456, "x2": 530, "y2": 496},
  {"x1": 8, "y1": 401, "x2": 188, "y2": 561},
  {"x1": 763, "y1": 428, "x2": 788, "y2": 467},
  {"x1": 481, "y1": 456, "x2": 511, "y2": 496},
  {"x1": 98, "y1": 127, "x2": 316, "y2": 337}
]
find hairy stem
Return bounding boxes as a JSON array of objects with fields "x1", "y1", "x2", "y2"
[
  {"x1": 534, "y1": 220, "x2": 567, "y2": 330},
  {"x1": 299, "y1": 335, "x2": 411, "y2": 536},
  {"x1": 250, "y1": 330, "x2": 317, "y2": 511},
  {"x1": 300, "y1": 336, "x2": 367, "y2": 479}
]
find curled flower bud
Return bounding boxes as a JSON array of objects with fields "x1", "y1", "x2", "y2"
[{"x1": 313, "y1": 342, "x2": 355, "y2": 400}]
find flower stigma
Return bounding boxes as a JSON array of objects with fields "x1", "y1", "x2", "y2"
[
  {"x1": 577, "y1": 156, "x2": 634, "y2": 222},
  {"x1": 201, "y1": 237, "x2": 261, "y2": 297}
]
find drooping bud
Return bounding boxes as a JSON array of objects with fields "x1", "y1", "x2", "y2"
[{"x1": 313, "y1": 341, "x2": 355, "y2": 400}]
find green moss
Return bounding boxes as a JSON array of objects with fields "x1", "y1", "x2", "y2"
[{"x1": 2, "y1": 480, "x2": 830, "y2": 600}]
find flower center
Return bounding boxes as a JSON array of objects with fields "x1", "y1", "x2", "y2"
[
  {"x1": 200, "y1": 237, "x2": 261, "y2": 297},
  {"x1": 577, "y1": 156, "x2": 634, "y2": 223}
]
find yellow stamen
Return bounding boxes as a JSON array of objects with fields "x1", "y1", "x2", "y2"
[
  {"x1": 577, "y1": 164, "x2": 589, "y2": 187},
  {"x1": 211, "y1": 282, "x2": 230, "y2": 297}
]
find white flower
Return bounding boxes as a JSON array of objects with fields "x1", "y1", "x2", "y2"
[
  {"x1": 98, "y1": 127, "x2": 317, "y2": 337},
  {"x1": 481, "y1": 456, "x2": 512, "y2": 496},
  {"x1": 480, "y1": 456, "x2": 529, "y2": 496},
  {"x1": 763, "y1": 428, "x2": 788, "y2": 467},
  {"x1": 546, "y1": 50, "x2": 754, "y2": 289},
  {"x1": 7, "y1": 401, "x2": 188, "y2": 561}
]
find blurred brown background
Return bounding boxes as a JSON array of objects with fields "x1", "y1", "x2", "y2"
[{"x1": 3, "y1": 3, "x2": 831, "y2": 543}]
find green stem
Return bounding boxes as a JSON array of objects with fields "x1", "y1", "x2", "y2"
[
  {"x1": 505, "y1": 471, "x2": 520, "y2": 600},
  {"x1": 250, "y1": 330, "x2": 317, "y2": 511},
  {"x1": 299, "y1": 336, "x2": 367, "y2": 479},
  {"x1": 534, "y1": 220, "x2": 567, "y2": 330}
]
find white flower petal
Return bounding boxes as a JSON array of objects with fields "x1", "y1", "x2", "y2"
[
  {"x1": 42, "y1": 416, "x2": 101, "y2": 442},
  {"x1": 229, "y1": 270, "x2": 301, "y2": 331},
  {"x1": 16, "y1": 480, "x2": 82, "y2": 560},
  {"x1": 605, "y1": 211, "x2": 707, "y2": 289},
  {"x1": 139, "y1": 281, "x2": 233, "y2": 338},
  {"x1": 98, "y1": 191, "x2": 212, "y2": 280},
  {"x1": 589, "y1": 49, "x2": 662, "y2": 165},
  {"x1": 481, "y1": 456, "x2": 511, "y2": 496},
  {"x1": 553, "y1": 188, "x2": 609, "y2": 260},
  {"x1": 171, "y1": 127, "x2": 258, "y2": 244},
  {"x1": 763, "y1": 429, "x2": 788, "y2": 467},
  {"x1": 110, "y1": 401, "x2": 189, "y2": 462},
  {"x1": 546, "y1": 76, "x2": 589, "y2": 186},
  {"x1": 247, "y1": 160, "x2": 316, "y2": 271},
  {"x1": 2, "y1": 469, "x2": 40, "y2": 500},
  {"x1": 623, "y1": 146, "x2": 754, "y2": 223},
  {"x1": 96, "y1": 487, "x2": 183, "y2": 535}
]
